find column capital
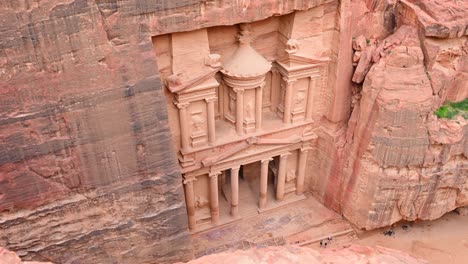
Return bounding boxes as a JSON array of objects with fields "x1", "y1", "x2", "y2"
[
  {"x1": 299, "y1": 147, "x2": 310, "y2": 153},
  {"x1": 280, "y1": 152, "x2": 291, "y2": 158},
  {"x1": 233, "y1": 88, "x2": 245, "y2": 94},
  {"x1": 282, "y1": 77, "x2": 296, "y2": 85},
  {"x1": 205, "y1": 97, "x2": 218, "y2": 103},
  {"x1": 261, "y1": 158, "x2": 273, "y2": 164},
  {"x1": 176, "y1": 102, "x2": 190, "y2": 109},
  {"x1": 208, "y1": 171, "x2": 222, "y2": 178},
  {"x1": 183, "y1": 176, "x2": 197, "y2": 184},
  {"x1": 231, "y1": 165, "x2": 241, "y2": 171}
]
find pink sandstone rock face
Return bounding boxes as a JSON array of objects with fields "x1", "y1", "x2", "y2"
[
  {"x1": 179, "y1": 245, "x2": 427, "y2": 264},
  {"x1": 336, "y1": 0, "x2": 468, "y2": 229},
  {"x1": 0, "y1": 1, "x2": 348, "y2": 263},
  {"x1": 0, "y1": 247, "x2": 52, "y2": 264},
  {"x1": 0, "y1": 0, "x2": 466, "y2": 262}
]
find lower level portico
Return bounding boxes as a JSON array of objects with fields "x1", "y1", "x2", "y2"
[{"x1": 183, "y1": 142, "x2": 312, "y2": 232}]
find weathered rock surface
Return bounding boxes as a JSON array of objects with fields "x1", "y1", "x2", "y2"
[
  {"x1": 179, "y1": 245, "x2": 427, "y2": 264},
  {"x1": 339, "y1": 0, "x2": 468, "y2": 229},
  {"x1": 0, "y1": 0, "x2": 466, "y2": 262},
  {"x1": 0, "y1": 1, "x2": 344, "y2": 263},
  {"x1": 0, "y1": 247, "x2": 53, "y2": 264}
]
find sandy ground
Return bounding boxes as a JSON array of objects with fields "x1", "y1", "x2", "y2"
[
  {"x1": 191, "y1": 194, "x2": 467, "y2": 263},
  {"x1": 309, "y1": 211, "x2": 468, "y2": 264}
]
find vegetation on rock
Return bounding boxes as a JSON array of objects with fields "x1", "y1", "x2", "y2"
[{"x1": 434, "y1": 99, "x2": 468, "y2": 119}]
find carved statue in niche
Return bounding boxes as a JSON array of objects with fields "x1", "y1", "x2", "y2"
[
  {"x1": 191, "y1": 112, "x2": 205, "y2": 134},
  {"x1": 277, "y1": 84, "x2": 286, "y2": 112},
  {"x1": 195, "y1": 195, "x2": 209, "y2": 208},
  {"x1": 228, "y1": 92, "x2": 236, "y2": 116},
  {"x1": 286, "y1": 169, "x2": 296, "y2": 182},
  {"x1": 245, "y1": 99, "x2": 254, "y2": 120},
  {"x1": 294, "y1": 90, "x2": 306, "y2": 110}
]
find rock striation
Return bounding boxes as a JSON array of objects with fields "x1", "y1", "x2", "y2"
[
  {"x1": 0, "y1": 0, "x2": 345, "y2": 263},
  {"x1": 0, "y1": 0, "x2": 466, "y2": 262},
  {"x1": 339, "y1": 0, "x2": 468, "y2": 229}
]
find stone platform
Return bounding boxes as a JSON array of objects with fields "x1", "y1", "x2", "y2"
[{"x1": 191, "y1": 194, "x2": 355, "y2": 258}]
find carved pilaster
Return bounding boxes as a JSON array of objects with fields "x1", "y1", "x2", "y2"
[
  {"x1": 234, "y1": 89, "x2": 245, "y2": 135},
  {"x1": 205, "y1": 97, "x2": 217, "y2": 145},
  {"x1": 177, "y1": 102, "x2": 191, "y2": 152}
]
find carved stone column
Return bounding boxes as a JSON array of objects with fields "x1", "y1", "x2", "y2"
[
  {"x1": 230, "y1": 166, "x2": 240, "y2": 218},
  {"x1": 305, "y1": 76, "x2": 318, "y2": 121},
  {"x1": 235, "y1": 89, "x2": 244, "y2": 135},
  {"x1": 283, "y1": 78, "x2": 294, "y2": 124},
  {"x1": 255, "y1": 85, "x2": 263, "y2": 130},
  {"x1": 270, "y1": 69, "x2": 280, "y2": 112},
  {"x1": 260, "y1": 158, "x2": 272, "y2": 209},
  {"x1": 177, "y1": 103, "x2": 190, "y2": 152},
  {"x1": 276, "y1": 153, "x2": 290, "y2": 201},
  {"x1": 206, "y1": 97, "x2": 217, "y2": 145},
  {"x1": 183, "y1": 177, "x2": 197, "y2": 230},
  {"x1": 296, "y1": 148, "x2": 309, "y2": 195},
  {"x1": 209, "y1": 171, "x2": 221, "y2": 224}
]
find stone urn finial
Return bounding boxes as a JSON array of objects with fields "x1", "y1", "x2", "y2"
[{"x1": 238, "y1": 23, "x2": 252, "y2": 44}]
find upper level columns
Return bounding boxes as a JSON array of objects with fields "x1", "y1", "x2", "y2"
[
  {"x1": 234, "y1": 89, "x2": 244, "y2": 135},
  {"x1": 177, "y1": 103, "x2": 190, "y2": 152},
  {"x1": 283, "y1": 78, "x2": 295, "y2": 124},
  {"x1": 206, "y1": 97, "x2": 217, "y2": 144},
  {"x1": 305, "y1": 76, "x2": 319, "y2": 121},
  {"x1": 255, "y1": 85, "x2": 264, "y2": 130}
]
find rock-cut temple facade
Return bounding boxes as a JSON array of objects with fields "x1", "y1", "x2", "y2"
[{"x1": 154, "y1": 12, "x2": 332, "y2": 231}]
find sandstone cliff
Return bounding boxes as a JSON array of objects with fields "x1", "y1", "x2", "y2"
[
  {"x1": 0, "y1": 0, "x2": 466, "y2": 262},
  {"x1": 339, "y1": 0, "x2": 467, "y2": 229},
  {"x1": 0, "y1": 1, "x2": 347, "y2": 263}
]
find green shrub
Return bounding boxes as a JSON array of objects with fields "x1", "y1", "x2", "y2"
[
  {"x1": 434, "y1": 99, "x2": 467, "y2": 120},
  {"x1": 449, "y1": 99, "x2": 468, "y2": 111}
]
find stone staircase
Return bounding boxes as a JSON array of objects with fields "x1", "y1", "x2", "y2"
[{"x1": 286, "y1": 218, "x2": 357, "y2": 247}]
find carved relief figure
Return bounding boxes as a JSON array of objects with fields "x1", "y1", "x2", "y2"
[
  {"x1": 245, "y1": 99, "x2": 254, "y2": 120},
  {"x1": 191, "y1": 112, "x2": 205, "y2": 134},
  {"x1": 286, "y1": 169, "x2": 296, "y2": 182},
  {"x1": 195, "y1": 195, "x2": 209, "y2": 208},
  {"x1": 228, "y1": 92, "x2": 236, "y2": 116},
  {"x1": 295, "y1": 90, "x2": 306, "y2": 110}
]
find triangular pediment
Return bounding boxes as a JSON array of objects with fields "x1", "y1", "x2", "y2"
[{"x1": 166, "y1": 68, "x2": 219, "y2": 94}]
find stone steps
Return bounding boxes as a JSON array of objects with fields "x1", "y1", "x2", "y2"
[{"x1": 285, "y1": 218, "x2": 356, "y2": 246}]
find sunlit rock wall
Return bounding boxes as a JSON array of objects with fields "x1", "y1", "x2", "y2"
[
  {"x1": 0, "y1": 0, "x2": 343, "y2": 263},
  {"x1": 339, "y1": 0, "x2": 468, "y2": 229}
]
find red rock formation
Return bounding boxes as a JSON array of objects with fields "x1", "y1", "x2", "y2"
[
  {"x1": 0, "y1": 0, "x2": 466, "y2": 262},
  {"x1": 179, "y1": 245, "x2": 427, "y2": 264},
  {"x1": 339, "y1": 0, "x2": 467, "y2": 229},
  {"x1": 0, "y1": 1, "x2": 346, "y2": 263}
]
